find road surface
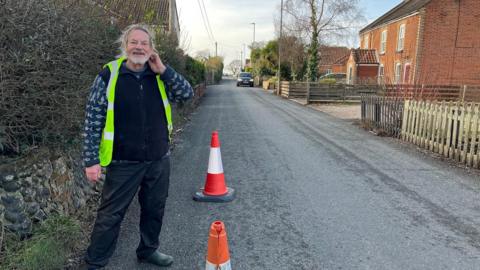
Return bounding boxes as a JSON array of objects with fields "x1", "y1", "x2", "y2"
[{"x1": 105, "y1": 79, "x2": 480, "y2": 269}]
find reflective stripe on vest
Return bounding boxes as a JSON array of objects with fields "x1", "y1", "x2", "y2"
[{"x1": 98, "y1": 58, "x2": 173, "y2": 166}]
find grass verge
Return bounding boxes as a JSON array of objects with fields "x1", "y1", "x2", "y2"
[{"x1": 0, "y1": 215, "x2": 81, "y2": 270}]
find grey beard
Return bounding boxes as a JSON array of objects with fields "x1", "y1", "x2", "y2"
[{"x1": 129, "y1": 56, "x2": 149, "y2": 65}]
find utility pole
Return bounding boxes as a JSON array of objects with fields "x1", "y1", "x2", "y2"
[
  {"x1": 243, "y1": 43, "x2": 246, "y2": 69},
  {"x1": 277, "y1": 0, "x2": 283, "y2": 95},
  {"x1": 215, "y1": 42, "x2": 218, "y2": 57},
  {"x1": 240, "y1": 51, "x2": 243, "y2": 70},
  {"x1": 251, "y1": 22, "x2": 256, "y2": 45}
]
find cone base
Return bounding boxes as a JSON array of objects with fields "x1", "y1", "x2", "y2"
[{"x1": 193, "y1": 187, "x2": 235, "y2": 203}]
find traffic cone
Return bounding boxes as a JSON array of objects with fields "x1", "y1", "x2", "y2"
[
  {"x1": 193, "y1": 131, "x2": 235, "y2": 202},
  {"x1": 205, "y1": 221, "x2": 232, "y2": 270}
]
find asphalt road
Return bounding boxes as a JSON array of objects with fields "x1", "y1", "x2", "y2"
[{"x1": 105, "y1": 79, "x2": 480, "y2": 270}]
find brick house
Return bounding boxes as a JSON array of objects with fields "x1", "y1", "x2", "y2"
[
  {"x1": 346, "y1": 49, "x2": 380, "y2": 84},
  {"x1": 359, "y1": 0, "x2": 480, "y2": 85},
  {"x1": 318, "y1": 46, "x2": 351, "y2": 75},
  {"x1": 92, "y1": 0, "x2": 180, "y2": 40}
]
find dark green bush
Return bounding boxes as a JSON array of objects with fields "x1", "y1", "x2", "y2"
[
  {"x1": 185, "y1": 56, "x2": 206, "y2": 86},
  {"x1": 0, "y1": 0, "x2": 207, "y2": 156},
  {"x1": 0, "y1": 0, "x2": 120, "y2": 155}
]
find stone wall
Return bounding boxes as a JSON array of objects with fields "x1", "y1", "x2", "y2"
[
  {"x1": 0, "y1": 147, "x2": 97, "y2": 238},
  {"x1": 0, "y1": 84, "x2": 206, "y2": 239}
]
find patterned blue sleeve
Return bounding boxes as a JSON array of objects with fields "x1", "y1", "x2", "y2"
[
  {"x1": 160, "y1": 66, "x2": 194, "y2": 103},
  {"x1": 82, "y1": 76, "x2": 107, "y2": 167}
]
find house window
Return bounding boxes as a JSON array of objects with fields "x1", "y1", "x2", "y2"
[
  {"x1": 326, "y1": 69, "x2": 332, "y2": 74},
  {"x1": 380, "y1": 30, "x2": 387, "y2": 54},
  {"x1": 403, "y1": 63, "x2": 411, "y2": 83},
  {"x1": 397, "y1": 24, "x2": 406, "y2": 51},
  {"x1": 378, "y1": 64, "x2": 385, "y2": 84},
  {"x1": 363, "y1": 35, "x2": 369, "y2": 49},
  {"x1": 394, "y1": 63, "x2": 402, "y2": 84}
]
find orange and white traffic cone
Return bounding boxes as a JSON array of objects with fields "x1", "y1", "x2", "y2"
[
  {"x1": 205, "y1": 221, "x2": 232, "y2": 270},
  {"x1": 193, "y1": 131, "x2": 235, "y2": 202}
]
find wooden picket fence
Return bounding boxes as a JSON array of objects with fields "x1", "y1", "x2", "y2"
[
  {"x1": 280, "y1": 81, "x2": 306, "y2": 99},
  {"x1": 401, "y1": 100, "x2": 480, "y2": 168},
  {"x1": 361, "y1": 95, "x2": 404, "y2": 137}
]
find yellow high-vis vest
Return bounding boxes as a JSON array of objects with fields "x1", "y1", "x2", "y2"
[{"x1": 98, "y1": 58, "x2": 173, "y2": 166}]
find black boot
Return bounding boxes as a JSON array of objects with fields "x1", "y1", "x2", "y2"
[{"x1": 139, "y1": 251, "x2": 174, "y2": 267}]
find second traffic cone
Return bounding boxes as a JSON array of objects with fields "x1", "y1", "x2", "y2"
[
  {"x1": 205, "y1": 221, "x2": 232, "y2": 270},
  {"x1": 193, "y1": 131, "x2": 235, "y2": 202}
]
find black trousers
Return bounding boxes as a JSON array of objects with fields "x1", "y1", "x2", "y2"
[{"x1": 85, "y1": 156, "x2": 170, "y2": 267}]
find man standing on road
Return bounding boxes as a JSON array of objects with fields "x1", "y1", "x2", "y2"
[{"x1": 82, "y1": 24, "x2": 193, "y2": 269}]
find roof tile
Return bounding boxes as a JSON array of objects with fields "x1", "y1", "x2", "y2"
[
  {"x1": 352, "y1": 49, "x2": 379, "y2": 64},
  {"x1": 360, "y1": 0, "x2": 431, "y2": 33},
  {"x1": 318, "y1": 46, "x2": 351, "y2": 66}
]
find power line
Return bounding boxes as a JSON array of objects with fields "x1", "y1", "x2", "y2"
[
  {"x1": 199, "y1": 0, "x2": 215, "y2": 42},
  {"x1": 197, "y1": 0, "x2": 213, "y2": 42},
  {"x1": 197, "y1": 0, "x2": 214, "y2": 42}
]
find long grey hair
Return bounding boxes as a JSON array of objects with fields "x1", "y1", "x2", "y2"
[{"x1": 117, "y1": 24, "x2": 158, "y2": 58}]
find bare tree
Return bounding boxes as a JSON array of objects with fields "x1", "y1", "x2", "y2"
[
  {"x1": 284, "y1": 0, "x2": 363, "y2": 42},
  {"x1": 283, "y1": 0, "x2": 364, "y2": 80},
  {"x1": 178, "y1": 27, "x2": 192, "y2": 53},
  {"x1": 177, "y1": 8, "x2": 192, "y2": 53},
  {"x1": 227, "y1": 60, "x2": 242, "y2": 76}
]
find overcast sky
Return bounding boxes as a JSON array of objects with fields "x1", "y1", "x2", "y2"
[{"x1": 176, "y1": 0, "x2": 402, "y2": 66}]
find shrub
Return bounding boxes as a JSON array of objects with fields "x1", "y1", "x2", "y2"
[
  {"x1": 205, "y1": 56, "x2": 224, "y2": 84},
  {"x1": 0, "y1": 0, "x2": 120, "y2": 155},
  {"x1": 268, "y1": 76, "x2": 278, "y2": 83},
  {"x1": 0, "y1": 0, "x2": 207, "y2": 156},
  {"x1": 155, "y1": 31, "x2": 187, "y2": 75},
  {"x1": 319, "y1": 78, "x2": 337, "y2": 84},
  {"x1": 185, "y1": 56, "x2": 206, "y2": 86}
]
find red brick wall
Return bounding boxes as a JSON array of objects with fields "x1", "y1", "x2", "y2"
[
  {"x1": 361, "y1": 14, "x2": 420, "y2": 84},
  {"x1": 419, "y1": 0, "x2": 480, "y2": 85},
  {"x1": 332, "y1": 64, "x2": 346, "y2": 74},
  {"x1": 319, "y1": 65, "x2": 331, "y2": 75},
  {"x1": 357, "y1": 66, "x2": 379, "y2": 84},
  {"x1": 346, "y1": 54, "x2": 357, "y2": 83},
  {"x1": 319, "y1": 64, "x2": 347, "y2": 75},
  {"x1": 358, "y1": 66, "x2": 379, "y2": 77},
  {"x1": 345, "y1": 54, "x2": 378, "y2": 84}
]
